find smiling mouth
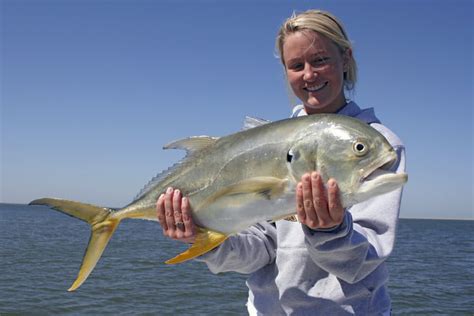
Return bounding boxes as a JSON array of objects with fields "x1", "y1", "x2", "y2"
[{"x1": 305, "y1": 82, "x2": 328, "y2": 92}]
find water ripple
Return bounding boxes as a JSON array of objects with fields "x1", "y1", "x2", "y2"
[{"x1": 1, "y1": 205, "x2": 472, "y2": 315}]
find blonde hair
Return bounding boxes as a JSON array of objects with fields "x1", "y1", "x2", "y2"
[{"x1": 276, "y1": 10, "x2": 357, "y2": 91}]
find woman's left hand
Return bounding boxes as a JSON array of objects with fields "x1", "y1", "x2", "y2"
[{"x1": 296, "y1": 171, "x2": 345, "y2": 230}]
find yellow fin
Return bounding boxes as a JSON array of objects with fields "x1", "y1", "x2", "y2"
[
  {"x1": 30, "y1": 198, "x2": 111, "y2": 224},
  {"x1": 68, "y1": 219, "x2": 119, "y2": 291},
  {"x1": 165, "y1": 228, "x2": 227, "y2": 264},
  {"x1": 267, "y1": 213, "x2": 299, "y2": 223},
  {"x1": 283, "y1": 215, "x2": 298, "y2": 222},
  {"x1": 30, "y1": 198, "x2": 120, "y2": 291}
]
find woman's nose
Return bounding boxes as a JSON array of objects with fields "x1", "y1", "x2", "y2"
[{"x1": 302, "y1": 63, "x2": 317, "y2": 81}]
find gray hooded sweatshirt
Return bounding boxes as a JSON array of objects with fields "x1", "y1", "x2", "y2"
[{"x1": 197, "y1": 102, "x2": 406, "y2": 315}]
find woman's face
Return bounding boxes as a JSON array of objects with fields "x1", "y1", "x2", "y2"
[{"x1": 283, "y1": 30, "x2": 349, "y2": 114}]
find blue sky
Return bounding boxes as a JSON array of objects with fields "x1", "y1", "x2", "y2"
[{"x1": 2, "y1": 0, "x2": 473, "y2": 219}]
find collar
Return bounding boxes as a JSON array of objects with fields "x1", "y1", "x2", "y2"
[{"x1": 291, "y1": 101, "x2": 381, "y2": 124}]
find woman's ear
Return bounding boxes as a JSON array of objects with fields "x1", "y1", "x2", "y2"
[{"x1": 343, "y1": 48, "x2": 353, "y2": 72}]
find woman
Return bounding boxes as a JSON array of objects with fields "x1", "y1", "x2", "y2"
[{"x1": 157, "y1": 10, "x2": 405, "y2": 315}]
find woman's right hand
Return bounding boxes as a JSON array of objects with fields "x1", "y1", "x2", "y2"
[{"x1": 156, "y1": 187, "x2": 197, "y2": 243}]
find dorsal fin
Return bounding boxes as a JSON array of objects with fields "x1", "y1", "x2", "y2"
[
  {"x1": 133, "y1": 161, "x2": 184, "y2": 201},
  {"x1": 242, "y1": 116, "x2": 272, "y2": 130},
  {"x1": 163, "y1": 136, "x2": 218, "y2": 155},
  {"x1": 134, "y1": 136, "x2": 218, "y2": 202}
]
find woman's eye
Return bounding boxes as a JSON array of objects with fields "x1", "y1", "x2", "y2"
[
  {"x1": 312, "y1": 57, "x2": 329, "y2": 66},
  {"x1": 288, "y1": 63, "x2": 303, "y2": 71}
]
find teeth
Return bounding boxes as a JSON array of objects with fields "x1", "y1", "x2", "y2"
[{"x1": 306, "y1": 82, "x2": 327, "y2": 92}]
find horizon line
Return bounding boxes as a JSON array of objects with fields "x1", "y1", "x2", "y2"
[{"x1": 0, "y1": 202, "x2": 472, "y2": 221}]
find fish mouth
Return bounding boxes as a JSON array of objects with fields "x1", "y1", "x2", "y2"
[{"x1": 359, "y1": 151, "x2": 408, "y2": 191}]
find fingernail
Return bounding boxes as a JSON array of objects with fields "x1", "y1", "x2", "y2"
[
  {"x1": 312, "y1": 172, "x2": 319, "y2": 180},
  {"x1": 159, "y1": 194, "x2": 164, "y2": 201},
  {"x1": 167, "y1": 187, "x2": 173, "y2": 194}
]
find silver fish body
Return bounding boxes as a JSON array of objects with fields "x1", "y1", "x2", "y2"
[
  {"x1": 128, "y1": 114, "x2": 405, "y2": 232},
  {"x1": 30, "y1": 114, "x2": 407, "y2": 291}
]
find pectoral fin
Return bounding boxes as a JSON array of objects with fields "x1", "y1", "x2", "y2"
[
  {"x1": 197, "y1": 177, "x2": 289, "y2": 211},
  {"x1": 165, "y1": 228, "x2": 227, "y2": 264},
  {"x1": 225, "y1": 176, "x2": 288, "y2": 199}
]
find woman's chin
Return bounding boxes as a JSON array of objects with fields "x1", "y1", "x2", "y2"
[{"x1": 303, "y1": 101, "x2": 326, "y2": 114}]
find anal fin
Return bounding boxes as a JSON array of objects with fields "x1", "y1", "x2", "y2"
[{"x1": 165, "y1": 228, "x2": 227, "y2": 264}]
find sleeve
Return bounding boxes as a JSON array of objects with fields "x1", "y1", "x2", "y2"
[
  {"x1": 302, "y1": 124, "x2": 406, "y2": 284},
  {"x1": 195, "y1": 221, "x2": 277, "y2": 274}
]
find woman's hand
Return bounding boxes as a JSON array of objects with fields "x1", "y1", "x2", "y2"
[
  {"x1": 156, "y1": 187, "x2": 197, "y2": 243},
  {"x1": 296, "y1": 172, "x2": 345, "y2": 230}
]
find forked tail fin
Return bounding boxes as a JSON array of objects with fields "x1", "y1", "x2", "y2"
[{"x1": 29, "y1": 198, "x2": 121, "y2": 291}]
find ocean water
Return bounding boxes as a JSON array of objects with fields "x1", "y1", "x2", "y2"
[{"x1": 0, "y1": 203, "x2": 472, "y2": 315}]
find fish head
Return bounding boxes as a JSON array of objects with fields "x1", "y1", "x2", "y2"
[{"x1": 286, "y1": 115, "x2": 408, "y2": 207}]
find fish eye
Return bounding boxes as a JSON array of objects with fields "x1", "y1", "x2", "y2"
[{"x1": 352, "y1": 140, "x2": 368, "y2": 156}]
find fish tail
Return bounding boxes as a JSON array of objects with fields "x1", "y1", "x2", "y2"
[{"x1": 30, "y1": 198, "x2": 121, "y2": 291}]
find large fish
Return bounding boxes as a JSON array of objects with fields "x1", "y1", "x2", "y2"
[{"x1": 30, "y1": 114, "x2": 407, "y2": 291}]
